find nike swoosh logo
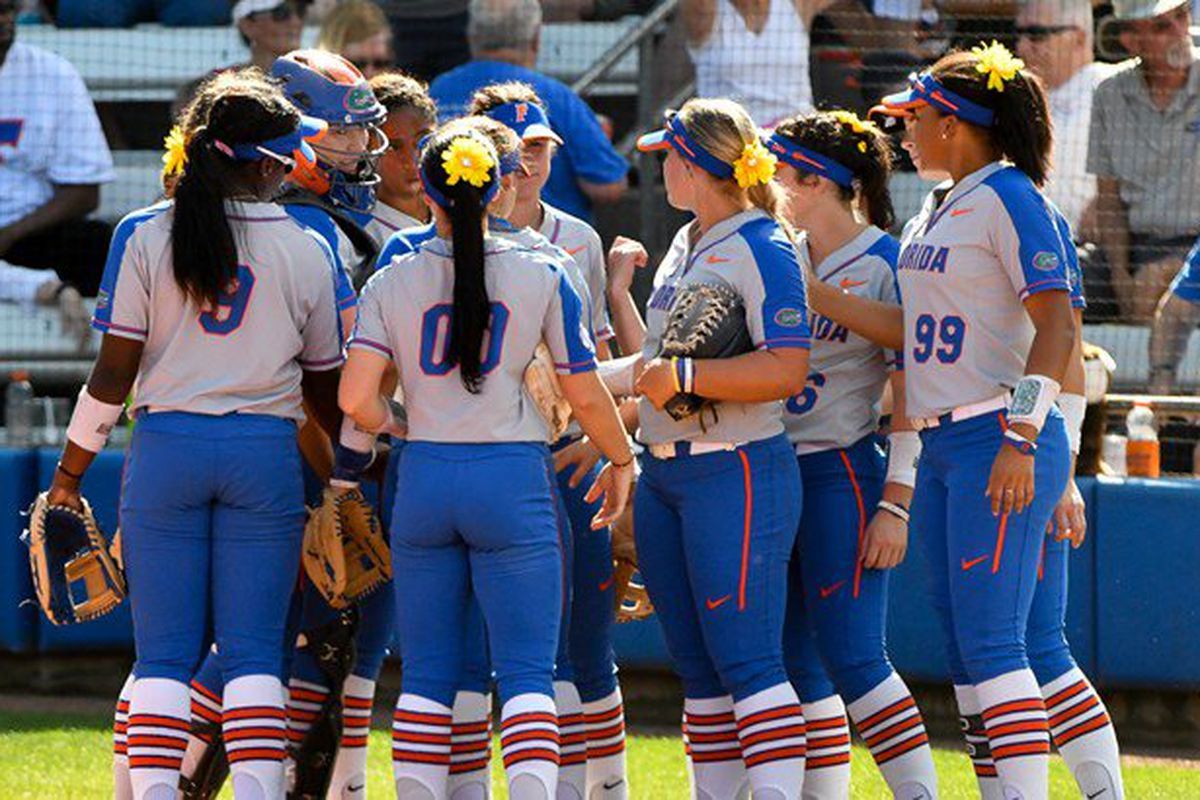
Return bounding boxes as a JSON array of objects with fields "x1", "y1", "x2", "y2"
[
  {"x1": 598, "y1": 576, "x2": 615, "y2": 592},
  {"x1": 566, "y1": 246, "x2": 586, "y2": 256},
  {"x1": 603, "y1": 779, "x2": 626, "y2": 790},
  {"x1": 819, "y1": 580, "x2": 846, "y2": 599},
  {"x1": 1086, "y1": 790, "x2": 1106, "y2": 798},
  {"x1": 961, "y1": 555, "x2": 989, "y2": 571},
  {"x1": 950, "y1": 208, "x2": 974, "y2": 217},
  {"x1": 839, "y1": 278, "x2": 867, "y2": 289},
  {"x1": 705, "y1": 594, "x2": 731, "y2": 610},
  {"x1": 348, "y1": 784, "x2": 365, "y2": 792},
  {"x1": 706, "y1": 254, "x2": 731, "y2": 264}
]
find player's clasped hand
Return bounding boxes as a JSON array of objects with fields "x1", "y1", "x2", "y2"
[
  {"x1": 986, "y1": 424, "x2": 1037, "y2": 517},
  {"x1": 1050, "y1": 478, "x2": 1087, "y2": 548},
  {"x1": 861, "y1": 510, "x2": 908, "y2": 570},
  {"x1": 635, "y1": 358, "x2": 679, "y2": 410},
  {"x1": 554, "y1": 436, "x2": 603, "y2": 489},
  {"x1": 585, "y1": 459, "x2": 634, "y2": 530},
  {"x1": 606, "y1": 236, "x2": 649, "y2": 295}
]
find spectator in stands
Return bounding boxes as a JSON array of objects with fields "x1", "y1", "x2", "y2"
[
  {"x1": 682, "y1": 0, "x2": 826, "y2": 126},
  {"x1": 1148, "y1": 236, "x2": 1200, "y2": 392},
  {"x1": 377, "y1": 0, "x2": 470, "y2": 82},
  {"x1": 0, "y1": 262, "x2": 90, "y2": 351},
  {"x1": 318, "y1": 0, "x2": 394, "y2": 79},
  {"x1": 541, "y1": 0, "x2": 660, "y2": 20},
  {"x1": 55, "y1": 0, "x2": 229, "y2": 27},
  {"x1": 1018, "y1": 0, "x2": 1113, "y2": 239},
  {"x1": 0, "y1": 0, "x2": 114, "y2": 297},
  {"x1": 1089, "y1": 0, "x2": 1200, "y2": 322},
  {"x1": 235, "y1": 0, "x2": 309, "y2": 71},
  {"x1": 430, "y1": 0, "x2": 629, "y2": 221}
]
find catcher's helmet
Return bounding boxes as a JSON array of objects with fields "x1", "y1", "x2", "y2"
[{"x1": 271, "y1": 49, "x2": 386, "y2": 214}]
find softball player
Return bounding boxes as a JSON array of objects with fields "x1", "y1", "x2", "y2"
[
  {"x1": 472, "y1": 84, "x2": 630, "y2": 799},
  {"x1": 873, "y1": 43, "x2": 1076, "y2": 800},
  {"x1": 365, "y1": 71, "x2": 436, "y2": 246},
  {"x1": 49, "y1": 76, "x2": 341, "y2": 800},
  {"x1": 771, "y1": 110, "x2": 938, "y2": 799},
  {"x1": 634, "y1": 98, "x2": 811, "y2": 800},
  {"x1": 338, "y1": 127, "x2": 634, "y2": 800}
]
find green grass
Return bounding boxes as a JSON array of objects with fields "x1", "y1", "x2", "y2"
[{"x1": 1, "y1": 710, "x2": 1197, "y2": 798}]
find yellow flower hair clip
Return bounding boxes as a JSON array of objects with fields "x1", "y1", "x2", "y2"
[
  {"x1": 442, "y1": 136, "x2": 495, "y2": 188},
  {"x1": 733, "y1": 140, "x2": 777, "y2": 189},
  {"x1": 829, "y1": 110, "x2": 868, "y2": 136},
  {"x1": 161, "y1": 125, "x2": 188, "y2": 178},
  {"x1": 972, "y1": 40, "x2": 1025, "y2": 93}
]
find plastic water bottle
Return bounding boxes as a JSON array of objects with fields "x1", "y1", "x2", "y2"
[
  {"x1": 1125, "y1": 402, "x2": 1160, "y2": 478},
  {"x1": 5, "y1": 372, "x2": 34, "y2": 448},
  {"x1": 1102, "y1": 434, "x2": 1128, "y2": 476}
]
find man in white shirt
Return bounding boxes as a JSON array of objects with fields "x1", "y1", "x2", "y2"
[{"x1": 0, "y1": 0, "x2": 115, "y2": 297}]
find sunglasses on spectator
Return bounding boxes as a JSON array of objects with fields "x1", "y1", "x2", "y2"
[
  {"x1": 353, "y1": 58, "x2": 393, "y2": 72},
  {"x1": 1015, "y1": 24, "x2": 1079, "y2": 41},
  {"x1": 250, "y1": 1, "x2": 305, "y2": 22}
]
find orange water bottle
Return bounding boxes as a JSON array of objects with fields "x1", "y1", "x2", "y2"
[{"x1": 1125, "y1": 402, "x2": 1160, "y2": 478}]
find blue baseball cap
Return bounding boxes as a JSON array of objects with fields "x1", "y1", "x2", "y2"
[{"x1": 485, "y1": 101, "x2": 563, "y2": 144}]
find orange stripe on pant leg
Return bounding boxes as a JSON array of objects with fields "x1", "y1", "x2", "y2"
[
  {"x1": 991, "y1": 513, "x2": 1009, "y2": 574},
  {"x1": 838, "y1": 450, "x2": 867, "y2": 599},
  {"x1": 737, "y1": 450, "x2": 753, "y2": 611}
]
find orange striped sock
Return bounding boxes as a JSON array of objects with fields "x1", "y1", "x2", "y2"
[
  {"x1": 391, "y1": 693, "x2": 453, "y2": 798},
  {"x1": 583, "y1": 688, "x2": 627, "y2": 798},
  {"x1": 128, "y1": 677, "x2": 191, "y2": 798},
  {"x1": 977, "y1": 670, "x2": 1050, "y2": 800},
  {"x1": 500, "y1": 693, "x2": 560, "y2": 799},
  {"x1": 733, "y1": 683, "x2": 806, "y2": 800},
  {"x1": 683, "y1": 695, "x2": 749, "y2": 800},
  {"x1": 846, "y1": 672, "x2": 937, "y2": 798},
  {"x1": 222, "y1": 675, "x2": 287, "y2": 797},
  {"x1": 801, "y1": 695, "x2": 851, "y2": 797},
  {"x1": 1042, "y1": 668, "x2": 1124, "y2": 799},
  {"x1": 447, "y1": 690, "x2": 492, "y2": 799}
]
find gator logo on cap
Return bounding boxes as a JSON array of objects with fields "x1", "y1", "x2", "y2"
[
  {"x1": 1032, "y1": 251, "x2": 1059, "y2": 271},
  {"x1": 344, "y1": 86, "x2": 376, "y2": 114}
]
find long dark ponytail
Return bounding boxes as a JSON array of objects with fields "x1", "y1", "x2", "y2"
[
  {"x1": 419, "y1": 126, "x2": 499, "y2": 393},
  {"x1": 773, "y1": 110, "x2": 896, "y2": 230},
  {"x1": 930, "y1": 47, "x2": 1053, "y2": 187},
  {"x1": 171, "y1": 76, "x2": 298, "y2": 309}
]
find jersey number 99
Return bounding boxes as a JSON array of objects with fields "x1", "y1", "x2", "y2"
[
  {"x1": 912, "y1": 313, "x2": 965, "y2": 364},
  {"x1": 420, "y1": 303, "x2": 511, "y2": 376},
  {"x1": 199, "y1": 265, "x2": 255, "y2": 336}
]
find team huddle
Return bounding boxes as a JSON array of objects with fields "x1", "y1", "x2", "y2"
[{"x1": 33, "y1": 35, "x2": 1126, "y2": 800}]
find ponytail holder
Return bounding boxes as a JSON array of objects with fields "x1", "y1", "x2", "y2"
[
  {"x1": 161, "y1": 125, "x2": 188, "y2": 178},
  {"x1": 442, "y1": 136, "x2": 495, "y2": 188},
  {"x1": 971, "y1": 40, "x2": 1025, "y2": 93},
  {"x1": 732, "y1": 140, "x2": 777, "y2": 189},
  {"x1": 211, "y1": 138, "x2": 235, "y2": 158}
]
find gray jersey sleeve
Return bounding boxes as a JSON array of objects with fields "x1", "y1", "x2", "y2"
[
  {"x1": 298, "y1": 235, "x2": 344, "y2": 371},
  {"x1": 583, "y1": 228, "x2": 613, "y2": 341},
  {"x1": 543, "y1": 268, "x2": 598, "y2": 374},
  {"x1": 347, "y1": 274, "x2": 396, "y2": 366}
]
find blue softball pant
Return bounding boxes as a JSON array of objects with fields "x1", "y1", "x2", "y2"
[
  {"x1": 635, "y1": 434, "x2": 802, "y2": 700},
  {"x1": 784, "y1": 435, "x2": 897, "y2": 704},
  {"x1": 1026, "y1": 533, "x2": 1077, "y2": 686},
  {"x1": 121, "y1": 411, "x2": 305, "y2": 683},
  {"x1": 391, "y1": 441, "x2": 563, "y2": 707},
  {"x1": 911, "y1": 410, "x2": 1071, "y2": 685}
]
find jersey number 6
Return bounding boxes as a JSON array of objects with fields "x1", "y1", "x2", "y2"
[
  {"x1": 912, "y1": 313, "x2": 965, "y2": 364},
  {"x1": 199, "y1": 265, "x2": 255, "y2": 336},
  {"x1": 420, "y1": 302, "x2": 511, "y2": 376}
]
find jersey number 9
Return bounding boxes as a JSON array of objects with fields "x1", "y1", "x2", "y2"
[
  {"x1": 912, "y1": 313, "x2": 965, "y2": 364},
  {"x1": 420, "y1": 302, "x2": 511, "y2": 376},
  {"x1": 199, "y1": 265, "x2": 255, "y2": 336}
]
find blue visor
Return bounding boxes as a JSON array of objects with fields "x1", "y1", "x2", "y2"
[
  {"x1": 636, "y1": 115, "x2": 734, "y2": 180},
  {"x1": 873, "y1": 72, "x2": 995, "y2": 128},
  {"x1": 766, "y1": 134, "x2": 855, "y2": 189},
  {"x1": 217, "y1": 115, "x2": 327, "y2": 166},
  {"x1": 485, "y1": 101, "x2": 563, "y2": 144}
]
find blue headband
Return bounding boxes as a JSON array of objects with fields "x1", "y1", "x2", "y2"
[
  {"x1": 636, "y1": 115, "x2": 735, "y2": 180},
  {"x1": 485, "y1": 101, "x2": 562, "y2": 143},
  {"x1": 214, "y1": 115, "x2": 326, "y2": 166},
  {"x1": 878, "y1": 72, "x2": 996, "y2": 128},
  {"x1": 766, "y1": 134, "x2": 855, "y2": 189},
  {"x1": 419, "y1": 162, "x2": 500, "y2": 211}
]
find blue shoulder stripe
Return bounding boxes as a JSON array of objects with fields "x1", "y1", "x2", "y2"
[{"x1": 92, "y1": 201, "x2": 171, "y2": 326}]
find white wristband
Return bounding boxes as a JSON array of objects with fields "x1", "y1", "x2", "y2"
[
  {"x1": 1007, "y1": 374, "x2": 1061, "y2": 432},
  {"x1": 65, "y1": 386, "x2": 124, "y2": 453},
  {"x1": 339, "y1": 414, "x2": 377, "y2": 453},
  {"x1": 1058, "y1": 392, "x2": 1086, "y2": 456},
  {"x1": 886, "y1": 430, "x2": 921, "y2": 488}
]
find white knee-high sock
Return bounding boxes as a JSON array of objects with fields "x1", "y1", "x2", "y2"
[
  {"x1": 392, "y1": 693, "x2": 454, "y2": 799},
  {"x1": 732, "y1": 683, "x2": 807, "y2": 800},
  {"x1": 954, "y1": 683, "x2": 1002, "y2": 800},
  {"x1": 327, "y1": 675, "x2": 375, "y2": 799},
  {"x1": 582, "y1": 688, "x2": 627, "y2": 799},
  {"x1": 500, "y1": 693, "x2": 559, "y2": 800},
  {"x1": 799, "y1": 695, "x2": 850, "y2": 800},
  {"x1": 976, "y1": 670, "x2": 1050, "y2": 800},
  {"x1": 180, "y1": 677, "x2": 225, "y2": 789},
  {"x1": 683, "y1": 696, "x2": 749, "y2": 800},
  {"x1": 1042, "y1": 668, "x2": 1124, "y2": 800},
  {"x1": 128, "y1": 677, "x2": 191, "y2": 800},
  {"x1": 113, "y1": 673, "x2": 134, "y2": 800},
  {"x1": 286, "y1": 677, "x2": 331, "y2": 753},
  {"x1": 223, "y1": 674, "x2": 288, "y2": 800},
  {"x1": 846, "y1": 672, "x2": 937, "y2": 799},
  {"x1": 555, "y1": 681, "x2": 588, "y2": 800},
  {"x1": 448, "y1": 691, "x2": 492, "y2": 800}
]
